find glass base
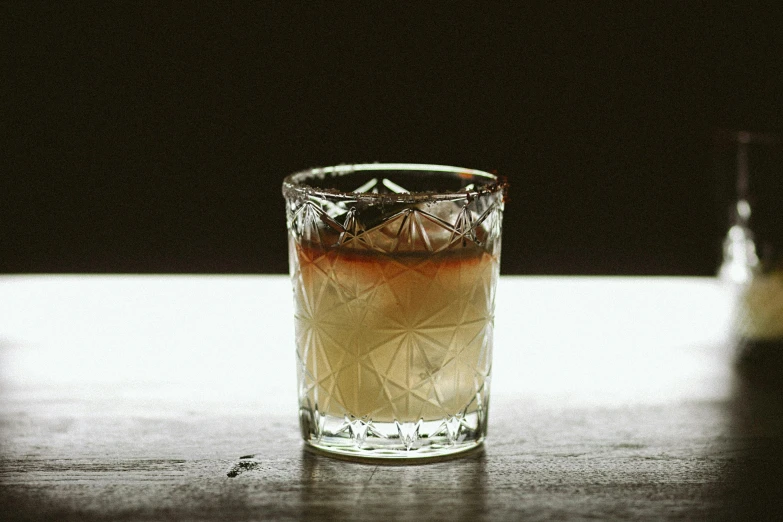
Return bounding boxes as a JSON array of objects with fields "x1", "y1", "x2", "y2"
[{"x1": 299, "y1": 410, "x2": 487, "y2": 461}]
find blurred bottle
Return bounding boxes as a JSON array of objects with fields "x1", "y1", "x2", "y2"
[{"x1": 716, "y1": 130, "x2": 783, "y2": 377}]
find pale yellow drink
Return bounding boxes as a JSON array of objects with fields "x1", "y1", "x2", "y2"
[{"x1": 293, "y1": 242, "x2": 496, "y2": 424}]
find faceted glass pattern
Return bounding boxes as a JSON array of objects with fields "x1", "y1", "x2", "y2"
[{"x1": 283, "y1": 165, "x2": 505, "y2": 459}]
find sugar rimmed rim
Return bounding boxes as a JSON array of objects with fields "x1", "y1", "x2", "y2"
[{"x1": 282, "y1": 163, "x2": 506, "y2": 203}]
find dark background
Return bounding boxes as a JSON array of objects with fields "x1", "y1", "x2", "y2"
[{"x1": 3, "y1": 2, "x2": 782, "y2": 275}]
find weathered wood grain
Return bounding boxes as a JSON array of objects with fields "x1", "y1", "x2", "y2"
[
  {"x1": 2, "y1": 383, "x2": 779, "y2": 521},
  {"x1": 1, "y1": 277, "x2": 780, "y2": 520}
]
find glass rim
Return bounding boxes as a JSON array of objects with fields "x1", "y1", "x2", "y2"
[{"x1": 282, "y1": 163, "x2": 506, "y2": 203}]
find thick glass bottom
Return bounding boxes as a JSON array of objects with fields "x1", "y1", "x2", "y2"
[{"x1": 299, "y1": 409, "x2": 487, "y2": 461}]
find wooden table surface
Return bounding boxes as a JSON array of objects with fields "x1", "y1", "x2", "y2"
[{"x1": 1, "y1": 276, "x2": 781, "y2": 521}]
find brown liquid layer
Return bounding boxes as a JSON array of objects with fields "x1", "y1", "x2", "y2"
[{"x1": 293, "y1": 242, "x2": 498, "y2": 422}]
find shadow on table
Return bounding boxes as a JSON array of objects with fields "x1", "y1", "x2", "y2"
[
  {"x1": 297, "y1": 447, "x2": 488, "y2": 520},
  {"x1": 720, "y1": 339, "x2": 783, "y2": 521}
]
